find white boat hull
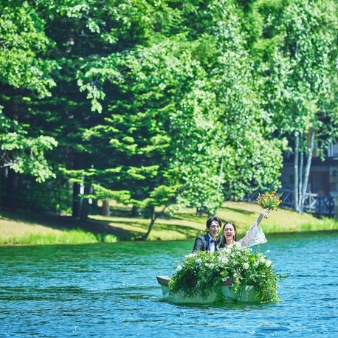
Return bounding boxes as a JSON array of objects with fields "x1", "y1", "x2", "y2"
[{"x1": 157, "y1": 276, "x2": 258, "y2": 304}]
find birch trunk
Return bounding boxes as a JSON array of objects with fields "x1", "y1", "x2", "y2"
[
  {"x1": 299, "y1": 143, "x2": 304, "y2": 213},
  {"x1": 300, "y1": 128, "x2": 315, "y2": 213},
  {"x1": 294, "y1": 134, "x2": 299, "y2": 211}
]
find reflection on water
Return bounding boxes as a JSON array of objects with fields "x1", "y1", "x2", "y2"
[{"x1": 1, "y1": 231, "x2": 338, "y2": 337}]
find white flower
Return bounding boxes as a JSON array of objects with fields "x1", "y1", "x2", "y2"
[
  {"x1": 224, "y1": 247, "x2": 231, "y2": 254},
  {"x1": 196, "y1": 258, "x2": 202, "y2": 264},
  {"x1": 219, "y1": 257, "x2": 229, "y2": 264},
  {"x1": 205, "y1": 263, "x2": 215, "y2": 269},
  {"x1": 243, "y1": 262, "x2": 249, "y2": 269},
  {"x1": 185, "y1": 253, "x2": 196, "y2": 258},
  {"x1": 176, "y1": 265, "x2": 182, "y2": 271},
  {"x1": 266, "y1": 260, "x2": 272, "y2": 267}
]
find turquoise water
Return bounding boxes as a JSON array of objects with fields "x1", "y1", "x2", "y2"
[{"x1": 1, "y1": 231, "x2": 338, "y2": 337}]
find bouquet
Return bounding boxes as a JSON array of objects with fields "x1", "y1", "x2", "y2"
[{"x1": 257, "y1": 191, "x2": 282, "y2": 211}]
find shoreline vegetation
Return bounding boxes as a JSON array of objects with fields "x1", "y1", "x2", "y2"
[{"x1": 1, "y1": 201, "x2": 338, "y2": 246}]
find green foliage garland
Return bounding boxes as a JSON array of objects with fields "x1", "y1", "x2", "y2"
[{"x1": 168, "y1": 246, "x2": 286, "y2": 303}]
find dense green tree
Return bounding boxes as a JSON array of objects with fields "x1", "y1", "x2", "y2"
[
  {"x1": 78, "y1": 0, "x2": 286, "y2": 239},
  {"x1": 0, "y1": 1, "x2": 58, "y2": 178},
  {"x1": 17, "y1": 0, "x2": 159, "y2": 219},
  {"x1": 0, "y1": 1, "x2": 59, "y2": 208}
]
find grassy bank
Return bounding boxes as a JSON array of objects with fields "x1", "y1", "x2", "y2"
[{"x1": 1, "y1": 201, "x2": 338, "y2": 245}]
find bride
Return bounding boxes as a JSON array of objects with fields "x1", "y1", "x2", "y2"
[{"x1": 219, "y1": 208, "x2": 270, "y2": 249}]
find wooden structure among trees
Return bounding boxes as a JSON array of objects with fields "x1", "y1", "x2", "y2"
[{"x1": 243, "y1": 189, "x2": 335, "y2": 218}]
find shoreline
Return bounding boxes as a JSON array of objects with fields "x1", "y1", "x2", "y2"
[{"x1": 1, "y1": 202, "x2": 338, "y2": 245}]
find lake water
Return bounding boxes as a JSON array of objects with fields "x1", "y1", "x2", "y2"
[{"x1": 1, "y1": 231, "x2": 338, "y2": 337}]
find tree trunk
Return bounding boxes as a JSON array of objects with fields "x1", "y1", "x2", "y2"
[
  {"x1": 298, "y1": 142, "x2": 304, "y2": 213},
  {"x1": 143, "y1": 216, "x2": 156, "y2": 241},
  {"x1": 102, "y1": 199, "x2": 110, "y2": 216},
  {"x1": 72, "y1": 182, "x2": 81, "y2": 217},
  {"x1": 131, "y1": 205, "x2": 139, "y2": 217},
  {"x1": 294, "y1": 133, "x2": 299, "y2": 211},
  {"x1": 80, "y1": 184, "x2": 91, "y2": 222},
  {"x1": 300, "y1": 128, "x2": 315, "y2": 213},
  {"x1": 71, "y1": 152, "x2": 89, "y2": 217},
  {"x1": 142, "y1": 205, "x2": 166, "y2": 240},
  {"x1": 5, "y1": 168, "x2": 18, "y2": 211},
  {"x1": 296, "y1": 129, "x2": 315, "y2": 214}
]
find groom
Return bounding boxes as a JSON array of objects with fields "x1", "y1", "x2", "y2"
[{"x1": 192, "y1": 216, "x2": 222, "y2": 253}]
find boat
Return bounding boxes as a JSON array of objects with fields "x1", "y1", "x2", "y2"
[{"x1": 156, "y1": 275, "x2": 258, "y2": 304}]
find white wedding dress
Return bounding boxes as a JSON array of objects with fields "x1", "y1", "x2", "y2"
[{"x1": 221, "y1": 211, "x2": 268, "y2": 248}]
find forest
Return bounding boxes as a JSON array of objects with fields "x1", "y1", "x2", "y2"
[{"x1": 1, "y1": 0, "x2": 338, "y2": 238}]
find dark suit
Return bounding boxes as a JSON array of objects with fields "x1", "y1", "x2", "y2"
[{"x1": 192, "y1": 234, "x2": 219, "y2": 252}]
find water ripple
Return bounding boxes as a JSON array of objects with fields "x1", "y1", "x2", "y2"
[{"x1": 1, "y1": 232, "x2": 338, "y2": 337}]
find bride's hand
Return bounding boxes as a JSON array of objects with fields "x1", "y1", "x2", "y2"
[{"x1": 262, "y1": 208, "x2": 269, "y2": 218}]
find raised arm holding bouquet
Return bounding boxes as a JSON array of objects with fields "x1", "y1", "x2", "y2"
[
  {"x1": 219, "y1": 208, "x2": 269, "y2": 249},
  {"x1": 219, "y1": 191, "x2": 282, "y2": 249}
]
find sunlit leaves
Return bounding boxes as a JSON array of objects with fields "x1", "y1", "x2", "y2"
[
  {"x1": 256, "y1": 0, "x2": 338, "y2": 140},
  {"x1": 0, "y1": 130, "x2": 58, "y2": 182},
  {"x1": 0, "y1": 1, "x2": 57, "y2": 97}
]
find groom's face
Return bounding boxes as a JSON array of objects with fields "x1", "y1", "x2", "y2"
[{"x1": 208, "y1": 221, "x2": 221, "y2": 239}]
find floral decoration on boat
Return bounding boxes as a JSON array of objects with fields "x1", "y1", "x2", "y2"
[{"x1": 168, "y1": 246, "x2": 286, "y2": 302}]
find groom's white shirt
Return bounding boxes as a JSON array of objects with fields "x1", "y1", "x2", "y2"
[{"x1": 207, "y1": 234, "x2": 217, "y2": 253}]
